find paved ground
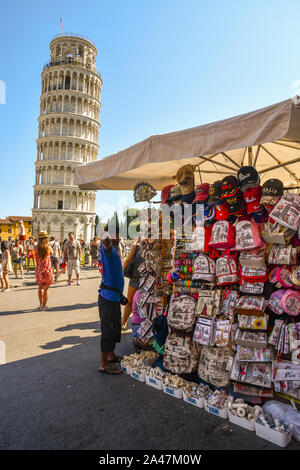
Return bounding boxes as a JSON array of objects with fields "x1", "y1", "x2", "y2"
[{"x1": 0, "y1": 268, "x2": 299, "y2": 450}]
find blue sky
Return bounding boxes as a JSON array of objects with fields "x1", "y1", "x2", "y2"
[{"x1": 0, "y1": 0, "x2": 300, "y2": 221}]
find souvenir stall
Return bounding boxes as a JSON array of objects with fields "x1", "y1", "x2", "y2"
[{"x1": 75, "y1": 98, "x2": 300, "y2": 446}]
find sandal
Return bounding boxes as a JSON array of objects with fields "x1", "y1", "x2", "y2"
[
  {"x1": 108, "y1": 355, "x2": 123, "y2": 363},
  {"x1": 98, "y1": 366, "x2": 122, "y2": 375}
]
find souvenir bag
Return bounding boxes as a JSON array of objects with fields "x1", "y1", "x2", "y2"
[
  {"x1": 261, "y1": 221, "x2": 295, "y2": 244},
  {"x1": 167, "y1": 295, "x2": 197, "y2": 331},
  {"x1": 163, "y1": 332, "x2": 199, "y2": 374},
  {"x1": 196, "y1": 289, "x2": 221, "y2": 317},
  {"x1": 268, "y1": 319, "x2": 284, "y2": 346},
  {"x1": 192, "y1": 254, "x2": 215, "y2": 282},
  {"x1": 240, "y1": 281, "x2": 264, "y2": 294},
  {"x1": 216, "y1": 252, "x2": 238, "y2": 286},
  {"x1": 239, "y1": 248, "x2": 266, "y2": 269},
  {"x1": 291, "y1": 266, "x2": 300, "y2": 287},
  {"x1": 235, "y1": 220, "x2": 263, "y2": 251},
  {"x1": 230, "y1": 356, "x2": 272, "y2": 388},
  {"x1": 268, "y1": 244, "x2": 296, "y2": 265},
  {"x1": 198, "y1": 346, "x2": 234, "y2": 388},
  {"x1": 235, "y1": 296, "x2": 267, "y2": 315},
  {"x1": 269, "y1": 193, "x2": 300, "y2": 231},
  {"x1": 239, "y1": 265, "x2": 267, "y2": 285},
  {"x1": 214, "y1": 320, "x2": 232, "y2": 347},
  {"x1": 238, "y1": 314, "x2": 269, "y2": 331},
  {"x1": 193, "y1": 317, "x2": 215, "y2": 345},
  {"x1": 275, "y1": 267, "x2": 294, "y2": 288},
  {"x1": 268, "y1": 290, "x2": 286, "y2": 315},
  {"x1": 208, "y1": 220, "x2": 235, "y2": 250},
  {"x1": 133, "y1": 181, "x2": 157, "y2": 202},
  {"x1": 280, "y1": 289, "x2": 300, "y2": 316}
]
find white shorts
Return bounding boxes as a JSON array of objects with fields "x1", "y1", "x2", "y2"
[{"x1": 67, "y1": 259, "x2": 80, "y2": 275}]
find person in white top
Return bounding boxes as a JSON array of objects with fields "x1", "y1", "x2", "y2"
[
  {"x1": 49, "y1": 236, "x2": 61, "y2": 281},
  {"x1": 26, "y1": 236, "x2": 37, "y2": 272},
  {"x1": 18, "y1": 220, "x2": 26, "y2": 251},
  {"x1": 1, "y1": 241, "x2": 12, "y2": 291}
]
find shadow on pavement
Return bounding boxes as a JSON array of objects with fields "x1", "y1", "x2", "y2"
[
  {"x1": 1, "y1": 328, "x2": 299, "y2": 451},
  {"x1": 56, "y1": 321, "x2": 100, "y2": 333}
]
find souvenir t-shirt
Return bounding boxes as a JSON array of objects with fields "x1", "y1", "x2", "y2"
[
  {"x1": 65, "y1": 240, "x2": 81, "y2": 260},
  {"x1": 98, "y1": 243, "x2": 124, "y2": 302}
]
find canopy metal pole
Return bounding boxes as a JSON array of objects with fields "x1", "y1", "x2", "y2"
[
  {"x1": 248, "y1": 146, "x2": 253, "y2": 166},
  {"x1": 197, "y1": 155, "x2": 237, "y2": 172},
  {"x1": 260, "y1": 145, "x2": 300, "y2": 182},
  {"x1": 221, "y1": 152, "x2": 241, "y2": 169},
  {"x1": 273, "y1": 141, "x2": 300, "y2": 152},
  {"x1": 258, "y1": 154, "x2": 300, "y2": 176},
  {"x1": 241, "y1": 147, "x2": 247, "y2": 166},
  {"x1": 253, "y1": 145, "x2": 261, "y2": 167}
]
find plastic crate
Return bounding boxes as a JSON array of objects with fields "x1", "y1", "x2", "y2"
[
  {"x1": 120, "y1": 362, "x2": 129, "y2": 374},
  {"x1": 182, "y1": 392, "x2": 204, "y2": 408},
  {"x1": 228, "y1": 410, "x2": 255, "y2": 431},
  {"x1": 204, "y1": 399, "x2": 229, "y2": 419},
  {"x1": 163, "y1": 384, "x2": 183, "y2": 399},
  {"x1": 255, "y1": 421, "x2": 293, "y2": 447},
  {"x1": 145, "y1": 375, "x2": 163, "y2": 390},
  {"x1": 130, "y1": 370, "x2": 145, "y2": 382}
]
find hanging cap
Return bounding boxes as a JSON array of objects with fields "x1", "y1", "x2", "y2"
[
  {"x1": 215, "y1": 201, "x2": 229, "y2": 220},
  {"x1": 207, "y1": 180, "x2": 222, "y2": 205},
  {"x1": 221, "y1": 175, "x2": 239, "y2": 199},
  {"x1": 193, "y1": 183, "x2": 210, "y2": 203},
  {"x1": 237, "y1": 166, "x2": 260, "y2": 192},
  {"x1": 243, "y1": 185, "x2": 263, "y2": 214},
  {"x1": 167, "y1": 184, "x2": 182, "y2": 202},
  {"x1": 227, "y1": 191, "x2": 246, "y2": 216},
  {"x1": 261, "y1": 179, "x2": 284, "y2": 201},
  {"x1": 160, "y1": 184, "x2": 175, "y2": 204}
]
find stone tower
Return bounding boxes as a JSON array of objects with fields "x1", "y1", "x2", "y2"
[{"x1": 32, "y1": 33, "x2": 101, "y2": 242}]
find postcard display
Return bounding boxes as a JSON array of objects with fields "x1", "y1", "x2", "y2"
[{"x1": 126, "y1": 170, "x2": 300, "y2": 444}]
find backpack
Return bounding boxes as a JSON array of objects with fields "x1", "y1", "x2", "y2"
[
  {"x1": 163, "y1": 331, "x2": 199, "y2": 374},
  {"x1": 11, "y1": 246, "x2": 21, "y2": 261},
  {"x1": 167, "y1": 295, "x2": 197, "y2": 331},
  {"x1": 216, "y1": 253, "x2": 238, "y2": 286},
  {"x1": 208, "y1": 220, "x2": 235, "y2": 250},
  {"x1": 280, "y1": 289, "x2": 300, "y2": 316},
  {"x1": 192, "y1": 254, "x2": 215, "y2": 282},
  {"x1": 235, "y1": 220, "x2": 262, "y2": 251},
  {"x1": 198, "y1": 346, "x2": 234, "y2": 388},
  {"x1": 269, "y1": 193, "x2": 300, "y2": 231},
  {"x1": 268, "y1": 290, "x2": 286, "y2": 315},
  {"x1": 239, "y1": 265, "x2": 267, "y2": 285}
]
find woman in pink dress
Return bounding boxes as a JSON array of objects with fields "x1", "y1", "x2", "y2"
[{"x1": 35, "y1": 231, "x2": 54, "y2": 311}]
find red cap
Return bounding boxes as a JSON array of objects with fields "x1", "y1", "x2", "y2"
[
  {"x1": 243, "y1": 186, "x2": 262, "y2": 214},
  {"x1": 193, "y1": 183, "x2": 210, "y2": 203},
  {"x1": 215, "y1": 201, "x2": 228, "y2": 220},
  {"x1": 160, "y1": 185, "x2": 175, "y2": 204}
]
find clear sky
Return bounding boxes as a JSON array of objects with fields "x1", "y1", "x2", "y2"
[{"x1": 1, "y1": 0, "x2": 300, "y2": 221}]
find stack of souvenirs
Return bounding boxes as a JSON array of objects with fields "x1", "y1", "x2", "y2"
[{"x1": 131, "y1": 165, "x2": 300, "y2": 404}]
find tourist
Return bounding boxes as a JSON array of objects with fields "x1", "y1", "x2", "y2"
[
  {"x1": 121, "y1": 237, "x2": 144, "y2": 329},
  {"x1": 90, "y1": 237, "x2": 99, "y2": 268},
  {"x1": 25, "y1": 236, "x2": 37, "y2": 272},
  {"x1": 0, "y1": 252, "x2": 3, "y2": 291},
  {"x1": 1, "y1": 241, "x2": 12, "y2": 291},
  {"x1": 35, "y1": 231, "x2": 54, "y2": 311},
  {"x1": 64, "y1": 232, "x2": 81, "y2": 286},
  {"x1": 97, "y1": 231, "x2": 124, "y2": 375},
  {"x1": 11, "y1": 238, "x2": 24, "y2": 279},
  {"x1": 18, "y1": 220, "x2": 26, "y2": 251},
  {"x1": 49, "y1": 236, "x2": 61, "y2": 281}
]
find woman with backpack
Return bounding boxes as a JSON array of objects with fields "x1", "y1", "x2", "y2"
[
  {"x1": 11, "y1": 238, "x2": 24, "y2": 279},
  {"x1": 1, "y1": 241, "x2": 12, "y2": 291},
  {"x1": 35, "y1": 231, "x2": 54, "y2": 310}
]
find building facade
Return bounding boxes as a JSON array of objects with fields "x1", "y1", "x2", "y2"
[
  {"x1": 32, "y1": 33, "x2": 101, "y2": 242},
  {"x1": 0, "y1": 217, "x2": 32, "y2": 242}
]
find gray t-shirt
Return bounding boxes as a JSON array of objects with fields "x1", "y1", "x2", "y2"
[{"x1": 65, "y1": 240, "x2": 81, "y2": 260}]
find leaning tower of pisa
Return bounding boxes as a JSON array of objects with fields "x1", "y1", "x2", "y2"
[{"x1": 32, "y1": 33, "x2": 101, "y2": 242}]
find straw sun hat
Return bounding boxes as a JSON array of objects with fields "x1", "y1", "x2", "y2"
[{"x1": 38, "y1": 231, "x2": 49, "y2": 239}]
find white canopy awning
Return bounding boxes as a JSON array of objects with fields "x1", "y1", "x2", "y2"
[{"x1": 75, "y1": 98, "x2": 300, "y2": 191}]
